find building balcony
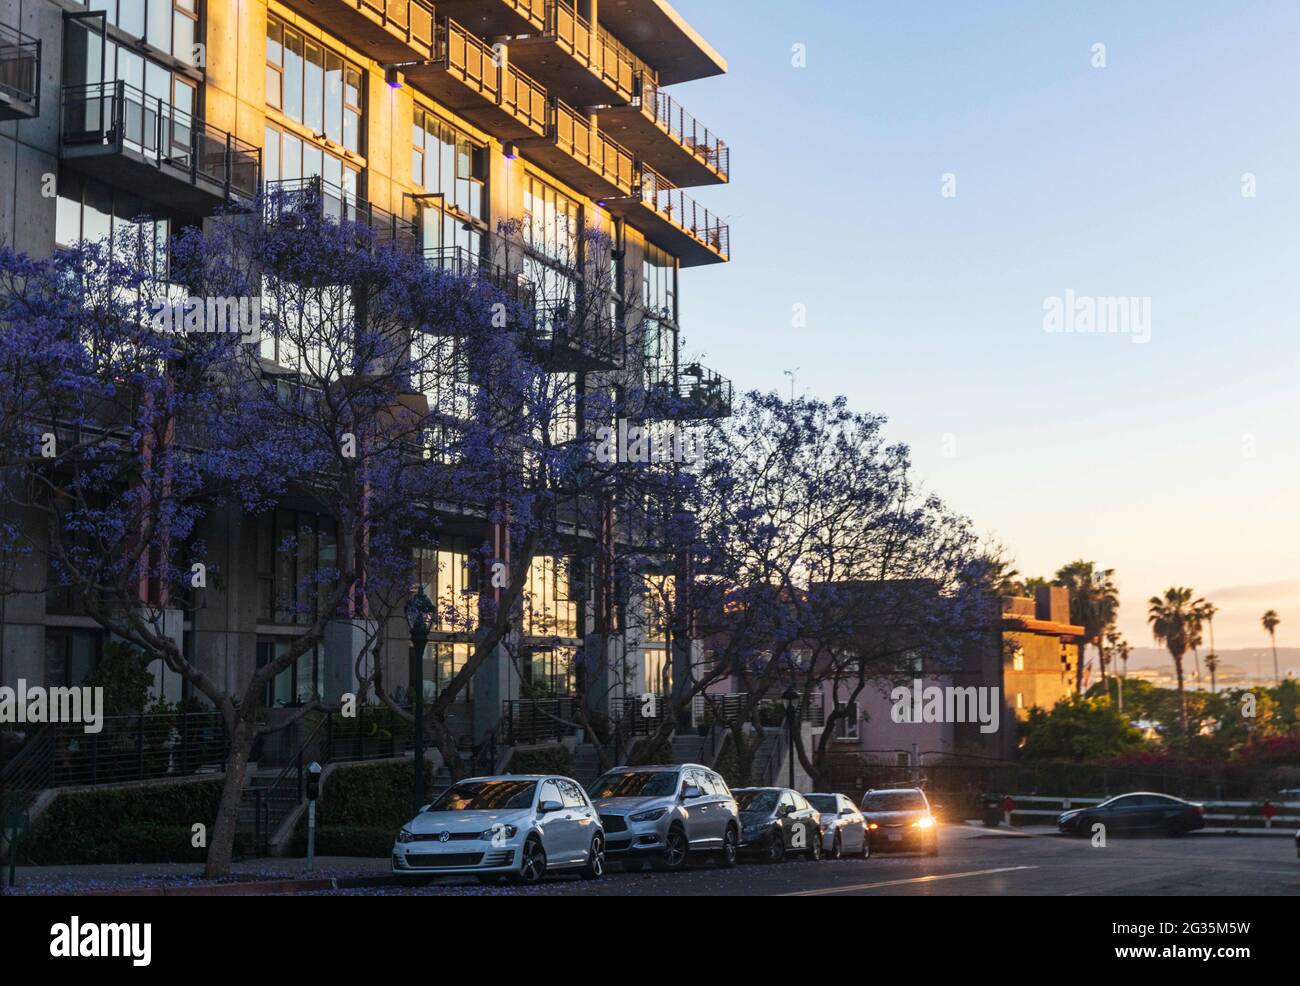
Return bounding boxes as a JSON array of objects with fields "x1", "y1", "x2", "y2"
[
  {"x1": 60, "y1": 82, "x2": 260, "y2": 213},
  {"x1": 531, "y1": 300, "x2": 623, "y2": 371},
  {"x1": 508, "y1": 0, "x2": 651, "y2": 107},
  {"x1": 645, "y1": 360, "x2": 733, "y2": 419},
  {"x1": 433, "y1": 0, "x2": 547, "y2": 37},
  {"x1": 519, "y1": 99, "x2": 634, "y2": 201},
  {"x1": 0, "y1": 22, "x2": 40, "y2": 121},
  {"x1": 601, "y1": 79, "x2": 728, "y2": 187},
  {"x1": 595, "y1": 0, "x2": 728, "y2": 86},
  {"x1": 275, "y1": 0, "x2": 435, "y2": 61},
  {"x1": 607, "y1": 166, "x2": 728, "y2": 266},
  {"x1": 264, "y1": 176, "x2": 420, "y2": 253},
  {"x1": 425, "y1": 244, "x2": 536, "y2": 306},
  {"x1": 404, "y1": 18, "x2": 548, "y2": 141}
]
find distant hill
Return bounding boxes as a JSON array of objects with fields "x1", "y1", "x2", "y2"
[{"x1": 1106, "y1": 646, "x2": 1298, "y2": 688}]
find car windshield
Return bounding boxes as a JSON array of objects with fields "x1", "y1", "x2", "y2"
[
  {"x1": 588, "y1": 771, "x2": 679, "y2": 798},
  {"x1": 427, "y1": 780, "x2": 537, "y2": 811},
  {"x1": 861, "y1": 791, "x2": 926, "y2": 811},
  {"x1": 806, "y1": 795, "x2": 839, "y2": 813},
  {"x1": 734, "y1": 790, "x2": 779, "y2": 813}
]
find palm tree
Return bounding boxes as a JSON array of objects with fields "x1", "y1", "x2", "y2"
[
  {"x1": 1149, "y1": 587, "x2": 1199, "y2": 734},
  {"x1": 1105, "y1": 628, "x2": 1131, "y2": 712},
  {"x1": 1055, "y1": 560, "x2": 1120, "y2": 695},
  {"x1": 1198, "y1": 601, "x2": 1219, "y2": 693},
  {"x1": 1262, "y1": 609, "x2": 1281, "y2": 685}
]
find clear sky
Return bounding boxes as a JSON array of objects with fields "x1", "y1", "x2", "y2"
[{"x1": 665, "y1": 0, "x2": 1300, "y2": 651}]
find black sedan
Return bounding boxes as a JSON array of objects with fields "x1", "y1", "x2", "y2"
[
  {"x1": 734, "y1": 787, "x2": 822, "y2": 862},
  {"x1": 1058, "y1": 792, "x2": 1204, "y2": 837}
]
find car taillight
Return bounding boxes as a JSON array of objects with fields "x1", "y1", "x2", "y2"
[{"x1": 1194, "y1": 805, "x2": 1204, "y2": 815}]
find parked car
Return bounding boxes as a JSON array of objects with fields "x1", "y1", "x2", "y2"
[
  {"x1": 806, "y1": 792, "x2": 869, "y2": 858},
  {"x1": 1057, "y1": 792, "x2": 1205, "y2": 837},
  {"x1": 1294, "y1": 826, "x2": 1299, "y2": 860},
  {"x1": 734, "y1": 787, "x2": 823, "y2": 862},
  {"x1": 860, "y1": 788, "x2": 939, "y2": 855},
  {"x1": 392, "y1": 775, "x2": 604, "y2": 886},
  {"x1": 587, "y1": 764, "x2": 739, "y2": 872}
]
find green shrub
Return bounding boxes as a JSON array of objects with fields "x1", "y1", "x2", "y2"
[
  {"x1": 289, "y1": 824, "x2": 395, "y2": 858},
  {"x1": 19, "y1": 779, "x2": 226, "y2": 864}
]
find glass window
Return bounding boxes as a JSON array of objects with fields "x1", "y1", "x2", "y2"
[
  {"x1": 430, "y1": 780, "x2": 537, "y2": 811},
  {"x1": 587, "y1": 771, "x2": 679, "y2": 798},
  {"x1": 558, "y1": 780, "x2": 587, "y2": 809},
  {"x1": 538, "y1": 779, "x2": 563, "y2": 807}
]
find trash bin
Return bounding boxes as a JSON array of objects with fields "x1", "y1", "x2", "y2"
[{"x1": 981, "y1": 794, "x2": 1003, "y2": 828}]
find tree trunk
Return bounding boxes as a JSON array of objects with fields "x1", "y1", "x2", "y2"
[
  {"x1": 1271, "y1": 641, "x2": 1279, "y2": 685},
  {"x1": 1173, "y1": 656, "x2": 1188, "y2": 735},
  {"x1": 204, "y1": 716, "x2": 255, "y2": 878}
]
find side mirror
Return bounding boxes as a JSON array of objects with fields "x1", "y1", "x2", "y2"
[
  {"x1": 538, "y1": 800, "x2": 563, "y2": 815},
  {"x1": 779, "y1": 803, "x2": 794, "y2": 816},
  {"x1": 682, "y1": 785, "x2": 702, "y2": 801}
]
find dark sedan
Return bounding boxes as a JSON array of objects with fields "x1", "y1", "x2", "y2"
[
  {"x1": 1058, "y1": 792, "x2": 1205, "y2": 837},
  {"x1": 734, "y1": 787, "x2": 822, "y2": 862},
  {"x1": 860, "y1": 788, "x2": 939, "y2": 855}
]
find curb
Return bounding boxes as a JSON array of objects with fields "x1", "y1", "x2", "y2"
[{"x1": 84, "y1": 877, "x2": 340, "y2": 896}]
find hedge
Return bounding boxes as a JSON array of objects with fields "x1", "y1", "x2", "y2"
[{"x1": 18, "y1": 778, "x2": 253, "y2": 864}]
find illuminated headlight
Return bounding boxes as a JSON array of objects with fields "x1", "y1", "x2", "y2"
[
  {"x1": 480, "y1": 824, "x2": 519, "y2": 841},
  {"x1": 397, "y1": 828, "x2": 415, "y2": 843},
  {"x1": 629, "y1": 807, "x2": 669, "y2": 823},
  {"x1": 867, "y1": 823, "x2": 879, "y2": 831},
  {"x1": 912, "y1": 816, "x2": 935, "y2": 829}
]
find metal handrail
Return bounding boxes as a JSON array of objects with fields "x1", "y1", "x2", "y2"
[
  {"x1": 554, "y1": 99, "x2": 634, "y2": 195},
  {"x1": 60, "y1": 80, "x2": 261, "y2": 200},
  {"x1": 0, "y1": 22, "x2": 39, "y2": 111},
  {"x1": 359, "y1": 0, "x2": 436, "y2": 48},
  {"x1": 638, "y1": 165, "x2": 729, "y2": 258},
  {"x1": 264, "y1": 175, "x2": 421, "y2": 251},
  {"x1": 642, "y1": 77, "x2": 728, "y2": 180}
]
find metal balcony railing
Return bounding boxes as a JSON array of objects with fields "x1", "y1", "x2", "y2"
[
  {"x1": 278, "y1": 0, "x2": 435, "y2": 59},
  {"x1": 0, "y1": 22, "x2": 40, "y2": 118},
  {"x1": 359, "y1": 0, "x2": 436, "y2": 46},
  {"x1": 60, "y1": 81, "x2": 261, "y2": 201},
  {"x1": 264, "y1": 176, "x2": 420, "y2": 252},
  {"x1": 638, "y1": 166, "x2": 729, "y2": 260},
  {"x1": 554, "y1": 99, "x2": 635, "y2": 196},
  {"x1": 425, "y1": 245, "x2": 535, "y2": 303},
  {"x1": 643, "y1": 78, "x2": 729, "y2": 180},
  {"x1": 501, "y1": 698, "x2": 579, "y2": 744},
  {"x1": 677, "y1": 362, "x2": 733, "y2": 419},
  {"x1": 533, "y1": 297, "x2": 623, "y2": 369},
  {"x1": 433, "y1": 17, "x2": 548, "y2": 136},
  {"x1": 546, "y1": 0, "x2": 649, "y2": 103}
]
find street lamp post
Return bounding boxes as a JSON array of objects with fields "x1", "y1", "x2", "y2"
[
  {"x1": 405, "y1": 588, "x2": 436, "y2": 815},
  {"x1": 782, "y1": 686, "x2": 799, "y2": 789}
]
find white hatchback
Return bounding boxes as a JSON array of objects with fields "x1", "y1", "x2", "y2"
[{"x1": 392, "y1": 775, "x2": 605, "y2": 886}]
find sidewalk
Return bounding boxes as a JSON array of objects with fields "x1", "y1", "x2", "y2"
[
  {"x1": 4, "y1": 856, "x2": 392, "y2": 896},
  {"x1": 962, "y1": 821, "x2": 1294, "y2": 838}
]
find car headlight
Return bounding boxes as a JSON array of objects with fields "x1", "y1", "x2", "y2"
[
  {"x1": 397, "y1": 828, "x2": 415, "y2": 843},
  {"x1": 913, "y1": 816, "x2": 935, "y2": 829},
  {"x1": 480, "y1": 823, "x2": 518, "y2": 841},
  {"x1": 742, "y1": 823, "x2": 764, "y2": 835},
  {"x1": 629, "y1": 807, "x2": 669, "y2": 823},
  {"x1": 867, "y1": 822, "x2": 879, "y2": 830}
]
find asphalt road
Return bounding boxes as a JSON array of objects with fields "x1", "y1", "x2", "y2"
[{"x1": 325, "y1": 825, "x2": 1300, "y2": 896}]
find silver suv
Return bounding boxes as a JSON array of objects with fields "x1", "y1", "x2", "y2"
[{"x1": 587, "y1": 763, "x2": 739, "y2": 872}]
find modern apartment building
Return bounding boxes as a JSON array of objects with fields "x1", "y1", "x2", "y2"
[{"x1": 0, "y1": 0, "x2": 732, "y2": 751}]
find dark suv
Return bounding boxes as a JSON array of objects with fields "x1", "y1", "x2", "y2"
[{"x1": 860, "y1": 787, "x2": 938, "y2": 855}]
